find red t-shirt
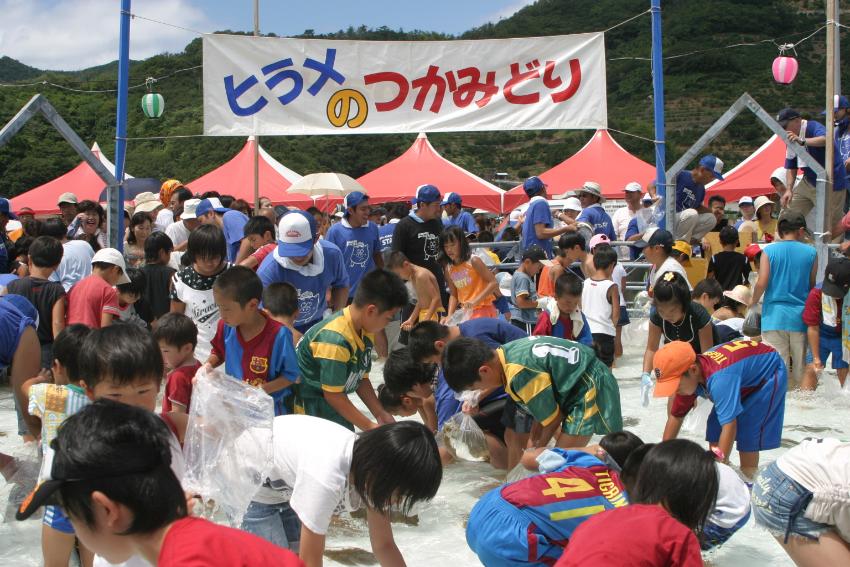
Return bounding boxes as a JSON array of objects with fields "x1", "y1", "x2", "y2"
[
  {"x1": 66, "y1": 274, "x2": 120, "y2": 328},
  {"x1": 158, "y1": 516, "x2": 303, "y2": 566},
  {"x1": 251, "y1": 243, "x2": 276, "y2": 270},
  {"x1": 163, "y1": 361, "x2": 200, "y2": 413},
  {"x1": 556, "y1": 504, "x2": 703, "y2": 567},
  {"x1": 802, "y1": 287, "x2": 843, "y2": 331}
]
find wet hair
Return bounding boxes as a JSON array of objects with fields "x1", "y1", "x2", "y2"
[
  {"x1": 172, "y1": 187, "x2": 192, "y2": 204},
  {"x1": 439, "y1": 226, "x2": 471, "y2": 266},
  {"x1": 55, "y1": 400, "x2": 187, "y2": 533},
  {"x1": 708, "y1": 195, "x2": 726, "y2": 207},
  {"x1": 213, "y1": 265, "x2": 262, "y2": 306},
  {"x1": 653, "y1": 271, "x2": 691, "y2": 309},
  {"x1": 152, "y1": 312, "x2": 198, "y2": 349},
  {"x1": 719, "y1": 225, "x2": 739, "y2": 246},
  {"x1": 408, "y1": 321, "x2": 450, "y2": 362},
  {"x1": 383, "y1": 347, "x2": 438, "y2": 394},
  {"x1": 184, "y1": 224, "x2": 226, "y2": 266},
  {"x1": 592, "y1": 245, "x2": 617, "y2": 271},
  {"x1": 243, "y1": 215, "x2": 275, "y2": 239},
  {"x1": 117, "y1": 267, "x2": 147, "y2": 297},
  {"x1": 126, "y1": 212, "x2": 152, "y2": 245},
  {"x1": 620, "y1": 442, "x2": 655, "y2": 494},
  {"x1": 263, "y1": 282, "x2": 299, "y2": 318},
  {"x1": 385, "y1": 251, "x2": 410, "y2": 270},
  {"x1": 352, "y1": 268, "x2": 409, "y2": 312},
  {"x1": 599, "y1": 431, "x2": 644, "y2": 470},
  {"x1": 144, "y1": 231, "x2": 174, "y2": 262},
  {"x1": 555, "y1": 272, "x2": 584, "y2": 298},
  {"x1": 559, "y1": 232, "x2": 587, "y2": 252},
  {"x1": 442, "y1": 337, "x2": 495, "y2": 392},
  {"x1": 53, "y1": 324, "x2": 92, "y2": 382},
  {"x1": 631, "y1": 439, "x2": 718, "y2": 533},
  {"x1": 40, "y1": 218, "x2": 68, "y2": 240},
  {"x1": 377, "y1": 383, "x2": 406, "y2": 413},
  {"x1": 350, "y1": 420, "x2": 442, "y2": 514},
  {"x1": 28, "y1": 236, "x2": 63, "y2": 268},
  {"x1": 692, "y1": 278, "x2": 722, "y2": 303},
  {"x1": 79, "y1": 325, "x2": 163, "y2": 389}
]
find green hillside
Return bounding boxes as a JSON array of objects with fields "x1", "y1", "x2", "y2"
[{"x1": 0, "y1": 0, "x2": 843, "y2": 197}]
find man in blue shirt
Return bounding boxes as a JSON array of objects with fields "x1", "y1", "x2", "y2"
[
  {"x1": 668, "y1": 155, "x2": 724, "y2": 243},
  {"x1": 575, "y1": 181, "x2": 616, "y2": 240},
  {"x1": 520, "y1": 176, "x2": 577, "y2": 259},
  {"x1": 195, "y1": 197, "x2": 251, "y2": 264},
  {"x1": 0, "y1": 197, "x2": 17, "y2": 274},
  {"x1": 778, "y1": 107, "x2": 848, "y2": 236},
  {"x1": 325, "y1": 191, "x2": 383, "y2": 298},
  {"x1": 257, "y1": 210, "x2": 349, "y2": 333},
  {"x1": 441, "y1": 192, "x2": 478, "y2": 235}
]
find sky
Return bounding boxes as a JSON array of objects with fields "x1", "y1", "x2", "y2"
[{"x1": 0, "y1": 0, "x2": 535, "y2": 71}]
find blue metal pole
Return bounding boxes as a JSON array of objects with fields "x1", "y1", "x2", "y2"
[
  {"x1": 650, "y1": 0, "x2": 667, "y2": 229},
  {"x1": 113, "y1": 0, "x2": 131, "y2": 251}
]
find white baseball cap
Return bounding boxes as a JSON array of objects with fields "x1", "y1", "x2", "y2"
[
  {"x1": 738, "y1": 196, "x2": 754, "y2": 206},
  {"x1": 564, "y1": 197, "x2": 583, "y2": 212},
  {"x1": 624, "y1": 181, "x2": 642, "y2": 193},
  {"x1": 91, "y1": 248, "x2": 130, "y2": 284},
  {"x1": 180, "y1": 199, "x2": 200, "y2": 220},
  {"x1": 277, "y1": 210, "x2": 316, "y2": 257}
]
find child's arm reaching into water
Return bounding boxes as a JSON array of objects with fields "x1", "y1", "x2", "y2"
[
  {"x1": 357, "y1": 378, "x2": 395, "y2": 426},
  {"x1": 368, "y1": 508, "x2": 406, "y2": 567}
]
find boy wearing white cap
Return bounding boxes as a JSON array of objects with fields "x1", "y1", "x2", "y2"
[
  {"x1": 57, "y1": 192, "x2": 78, "y2": 226},
  {"x1": 66, "y1": 248, "x2": 130, "y2": 328},
  {"x1": 734, "y1": 196, "x2": 756, "y2": 228}
]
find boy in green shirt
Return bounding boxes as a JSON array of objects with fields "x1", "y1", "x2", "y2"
[
  {"x1": 296, "y1": 268, "x2": 409, "y2": 430},
  {"x1": 443, "y1": 336, "x2": 622, "y2": 448}
]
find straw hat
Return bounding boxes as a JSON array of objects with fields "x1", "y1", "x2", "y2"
[
  {"x1": 753, "y1": 195, "x2": 773, "y2": 214},
  {"x1": 723, "y1": 285, "x2": 752, "y2": 306},
  {"x1": 133, "y1": 192, "x2": 163, "y2": 214}
]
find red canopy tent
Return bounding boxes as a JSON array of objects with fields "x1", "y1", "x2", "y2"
[
  {"x1": 706, "y1": 135, "x2": 785, "y2": 202},
  {"x1": 187, "y1": 137, "x2": 314, "y2": 209},
  {"x1": 357, "y1": 132, "x2": 505, "y2": 213},
  {"x1": 11, "y1": 142, "x2": 132, "y2": 215},
  {"x1": 502, "y1": 130, "x2": 656, "y2": 211}
]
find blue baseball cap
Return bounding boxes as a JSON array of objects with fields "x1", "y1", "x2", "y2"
[
  {"x1": 441, "y1": 192, "x2": 462, "y2": 206},
  {"x1": 277, "y1": 210, "x2": 316, "y2": 258},
  {"x1": 822, "y1": 94, "x2": 850, "y2": 114},
  {"x1": 698, "y1": 155, "x2": 725, "y2": 181},
  {"x1": 412, "y1": 184, "x2": 441, "y2": 205},
  {"x1": 0, "y1": 198, "x2": 17, "y2": 220},
  {"x1": 195, "y1": 197, "x2": 230, "y2": 217},
  {"x1": 523, "y1": 176, "x2": 547, "y2": 197},
  {"x1": 343, "y1": 191, "x2": 369, "y2": 216}
]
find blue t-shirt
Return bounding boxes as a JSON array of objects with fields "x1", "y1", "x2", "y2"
[
  {"x1": 674, "y1": 170, "x2": 706, "y2": 212},
  {"x1": 623, "y1": 217, "x2": 641, "y2": 260},
  {"x1": 577, "y1": 204, "x2": 616, "y2": 240},
  {"x1": 784, "y1": 120, "x2": 848, "y2": 190},
  {"x1": 510, "y1": 270, "x2": 539, "y2": 323},
  {"x1": 762, "y1": 240, "x2": 817, "y2": 333},
  {"x1": 221, "y1": 210, "x2": 249, "y2": 263},
  {"x1": 444, "y1": 211, "x2": 478, "y2": 234},
  {"x1": 325, "y1": 220, "x2": 382, "y2": 297},
  {"x1": 378, "y1": 222, "x2": 397, "y2": 251},
  {"x1": 434, "y1": 318, "x2": 527, "y2": 428},
  {"x1": 0, "y1": 301, "x2": 35, "y2": 368},
  {"x1": 257, "y1": 240, "x2": 349, "y2": 329},
  {"x1": 521, "y1": 198, "x2": 554, "y2": 258}
]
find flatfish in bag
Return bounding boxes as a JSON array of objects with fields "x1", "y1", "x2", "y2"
[
  {"x1": 682, "y1": 396, "x2": 714, "y2": 434},
  {"x1": 183, "y1": 367, "x2": 275, "y2": 527},
  {"x1": 438, "y1": 413, "x2": 489, "y2": 462}
]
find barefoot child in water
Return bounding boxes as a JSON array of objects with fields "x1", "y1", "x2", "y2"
[{"x1": 386, "y1": 251, "x2": 443, "y2": 331}]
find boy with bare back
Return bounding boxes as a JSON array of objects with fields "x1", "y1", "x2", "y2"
[{"x1": 387, "y1": 251, "x2": 444, "y2": 331}]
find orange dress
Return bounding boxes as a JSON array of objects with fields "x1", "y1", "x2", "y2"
[{"x1": 446, "y1": 260, "x2": 497, "y2": 319}]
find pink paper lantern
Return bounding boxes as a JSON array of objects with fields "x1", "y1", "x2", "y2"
[{"x1": 772, "y1": 56, "x2": 799, "y2": 84}]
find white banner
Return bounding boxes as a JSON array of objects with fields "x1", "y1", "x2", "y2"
[{"x1": 203, "y1": 33, "x2": 607, "y2": 135}]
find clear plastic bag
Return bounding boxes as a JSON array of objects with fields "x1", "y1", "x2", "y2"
[
  {"x1": 1, "y1": 442, "x2": 40, "y2": 522},
  {"x1": 743, "y1": 305, "x2": 762, "y2": 337},
  {"x1": 682, "y1": 397, "x2": 714, "y2": 434},
  {"x1": 182, "y1": 367, "x2": 275, "y2": 527},
  {"x1": 437, "y1": 411, "x2": 489, "y2": 462},
  {"x1": 445, "y1": 308, "x2": 472, "y2": 326}
]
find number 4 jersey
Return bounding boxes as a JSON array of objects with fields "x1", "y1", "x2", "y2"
[{"x1": 467, "y1": 449, "x2": 628, "y2": 566}]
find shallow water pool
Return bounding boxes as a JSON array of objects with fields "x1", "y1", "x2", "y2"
[{"x1": 2, "y1": 322, "x2": 849, "y2": 566}]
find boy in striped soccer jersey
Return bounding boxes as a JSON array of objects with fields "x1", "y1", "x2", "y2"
[
  {"x1": 443, "y1": 336, "x2": 623, "y2": 448},
  {"x1": 296, "y1": 268, "x2": 409, "y2": 430}
]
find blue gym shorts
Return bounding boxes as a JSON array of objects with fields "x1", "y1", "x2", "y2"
[
  {"x1": 804, "y1": 331, "x2": 849, "y2": 370},
  {"x1": 43, "y1": 505, "x2": 74, "y2": 534}
]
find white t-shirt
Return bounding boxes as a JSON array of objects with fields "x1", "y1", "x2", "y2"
[
  {"x1": 166, "y1": 220, "x2": 191, "y2": 248},
  {"x1": 155, "y1": 208, "x2": 174, "y2": 233},
  {"x1": 611, "y1": 206, "x2": 635, "y2": 241},
  {"x1": 710, "y1": 462, "x2": 751, "y2": 529},
  {"x1": 262, "y1": 415, "x2": 357, "y2": 535},
  {"x1": 649, "y1": 256, "x2": 691, "y2": 290},
  {"x1": 50, "y1": 240, "x2": 95, "y2": 292},
  {"x1": 612, "y1": 263, "x2": 627, "y2": 305}
]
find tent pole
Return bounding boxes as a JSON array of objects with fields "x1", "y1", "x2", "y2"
[
  {"x1": 111, "y1": 0, "x2": 131, "y2": 251},
  {"x1": 650, "y1": 0, "x2": 668, "y2": 232},
  {"x1": 253, "y1": 0, "x2": 261, "y2": 213}
]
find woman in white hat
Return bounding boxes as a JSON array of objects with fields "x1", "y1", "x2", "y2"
[{"x1": 739, "y1": 196, "x2": 777, "y2": 242}]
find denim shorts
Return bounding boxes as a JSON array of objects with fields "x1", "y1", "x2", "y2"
[
  {"x1": 241, "y1": 500, "x2": 302, "y2": 553},
  {"x1": 751, "y1": 462, "x2": 832, "y2": 542}
]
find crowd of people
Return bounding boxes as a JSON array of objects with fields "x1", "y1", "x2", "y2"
[{"x1": 1, "y1": 101, "x2": 850, "y2": 567}]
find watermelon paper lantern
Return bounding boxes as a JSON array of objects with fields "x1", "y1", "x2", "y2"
[
  {"x1": 141, "y1": 92, "x2": 165, "y2": 118},
  {"x1": 772, "y1": 44, "x2": 799, "y2": 85}
]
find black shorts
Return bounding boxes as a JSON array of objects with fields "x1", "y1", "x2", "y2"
[
  {"x1": 500, "y1": 398, "x2": 534, "y2": 434},
  {"x1": 592, "y1": 333, "x2": 615, "y2": 366},
  {"x1": 511, "y1": 319, "x2": 535, "y2": 335},
  {"x1": 473, "y1": 397, "x2": 507, "y2": 442}
]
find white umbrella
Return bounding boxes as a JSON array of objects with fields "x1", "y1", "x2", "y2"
[{"x1": 285, "y1": 172, "x2": 365, "y2": 198}]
